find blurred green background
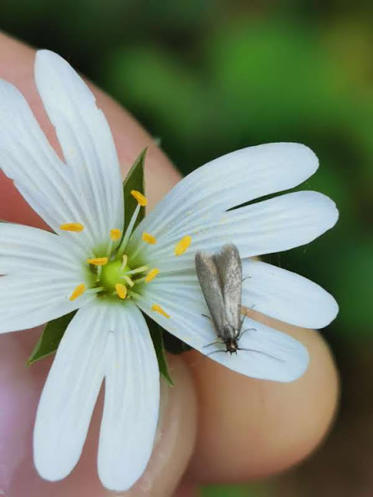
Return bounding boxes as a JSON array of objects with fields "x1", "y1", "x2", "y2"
[{"x1": 2, "y1": 1, "x2": 372, "y2": 495}]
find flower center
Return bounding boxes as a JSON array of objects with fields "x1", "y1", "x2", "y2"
[
  {"x1": 96, "y1": 257, "x2": 148, "y2": 299},
  {"x1": 63, "y1": 189, "x2": 192, "y2": 317}
]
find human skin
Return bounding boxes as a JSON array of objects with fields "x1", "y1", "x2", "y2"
[{"x1": 0, "y1": 32, "x2": 339, "y2": 497}]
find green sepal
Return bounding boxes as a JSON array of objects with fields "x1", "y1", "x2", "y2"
[
  {"x1": 145, "y1": 316, "x2": 174, "y2": 386},
  {"x1": 27, "y1": 311, "x2": 76, "y2": 365},
  {"x1": 122, "y1": 148, "x2": 147, "y2": 233},
  {"x1": 163, "y1": 331, "x2": 192, "y2": 355}
]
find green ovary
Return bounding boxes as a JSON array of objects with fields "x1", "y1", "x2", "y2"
[{"x1": 100, "y1": 259, "x2": 130, "y2": 292}]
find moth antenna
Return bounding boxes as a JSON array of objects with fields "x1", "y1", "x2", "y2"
[
  {"x1": 201, "y1": 313, "x2": 211, "y2": 320},
  {"x1": 237, "y1": 348, "x2": 284, "y2": 362}
]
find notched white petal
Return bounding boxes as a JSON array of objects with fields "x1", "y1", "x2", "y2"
[
  {"x1": 242, "y1": 259, "x2": 339, "y2": 329},
  {"x1": 98, "y1": 303, "x2": 159, "y2": 491},
  {"x1": 33, "y1": 303, "x2": 108, "y2": 481},
  {"x1": 128, "y1": 142, "x2": 319, "y2": 258},
  {"x1": 138, "y1": 277, "x2": 308, "y2": 382},
  {"x1": 138, "y1": 190, "x2": 339, "y2": 271},
  {"x1": 35, "y1": 50, "x2": 124, "y2": 244},
  {"x1": 211, "y1": 320, "x2": 309, "y2": 382}
]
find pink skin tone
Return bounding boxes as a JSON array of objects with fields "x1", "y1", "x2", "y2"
[{"x1": 0, "y1": 33, "x2": 338, "y2": 497}]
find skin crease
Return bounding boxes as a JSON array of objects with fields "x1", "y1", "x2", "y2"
[{"x1": 0, "y1": 32, "x2": 339, "y2": 496}]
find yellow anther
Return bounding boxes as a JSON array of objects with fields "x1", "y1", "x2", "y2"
[
  {"x1": 145, "y1": 268, "x2": 159, "y2": 283},
  {"x1": 142, "y1": 232, "x2": 157, "y2": 245},
  {"x1": 151, "y1": 304, "x2": 170, "y2": 319},
  {"x1": 115, "y1": 283, "x2": 127, "y2": 300},
  {"x1": 174, "y1": 235, "x2": 191, "y2": 256},
  {"x1": 60, "y1": 223, "x2": 84, "y2": 232},
  {"x1": 123, "y1": 275, "x2": 134, "y2": 287},
  {"x1": 131, "y1": 190, "x2": 148, "y2": 207},
  {"x1": 69, "y1": 283, "x2": 86, "y2": 301},
  {"x1": 87, "y1": 257, "x2": 108, "y2": 266},
  {"x1": 110, "y1": 228, "x2": 122, "y2": 241}
]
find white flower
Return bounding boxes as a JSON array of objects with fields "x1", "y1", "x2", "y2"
[{"x1": 0, "y1": 50, "x2": 339, "y2": 491}]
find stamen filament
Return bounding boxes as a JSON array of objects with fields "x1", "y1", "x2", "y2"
[
  {"x1": 152, "y1": 304, "x2": 170, "y2": 319},
  {"x1": 87, "y1": 286, "x2": 104, "y2": 294},
  {"x1": 118, "y1": 204, "x2": 141, "y2": 253},
  {"x1": 128, "y1": 290, "x2": 141, "y2": 300},
  {"x1": 121, "y1": 254, "x2": 128, "y2": 270},
  {"x1": 145, "y1": 268, "x2": 159, "y2": 283},
  {"x1": 69, "y1": 283, "x2": 86, "y2": 301},
  {"x1": 175, "y1": 235, "x2": 191, "y2": 256},
  {"x1": 60, "y1": 223, "x2": 84, "y2": 232},
  {"x1": 122, "y1": 275, "x2": 134, "y2": 287},
  {"x1": 124, "y1": 265, "x2": 148, "y2": 275}
]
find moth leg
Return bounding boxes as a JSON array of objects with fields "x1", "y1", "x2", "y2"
[
  {"x1": 201, "y1": 313, "x2": 211, "y2": 320},
  {"x1": 238, "y1": 327, "x2": 257, "y2": 339},
  {"x1": 203, "y1": 339, "x2": 223, "y2": 349},
  {"x1": 206, "y1": 348, "x2": 226, "y2": 357}
]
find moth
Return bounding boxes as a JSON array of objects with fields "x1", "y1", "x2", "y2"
[{"x1": 195, "y1": 243, "x2": 247, "y2": 354}]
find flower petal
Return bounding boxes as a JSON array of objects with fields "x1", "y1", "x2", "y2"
[
  {"x1": 0, "y1": 222, "x2": 88, "y2": 275},
  {"x1": 35, "y1": 50, "x2": 124, "y2": 246},
  {"x1": 137, "y1": 278, "x2": 308, "y2": 382},
  {"x1": 33, "y1": 302, "x2": 108, "y2": 481},
  {"x1": 0, "y1": 80, "x2": 95, "y2": 249},
  {"x1": 141, "y1": 191, "x2": 338, "y2": 271},
  {"x1": 128, "y1": 143, "x2": 318, "y2": 257},
  {"x1": 242, "y1": 259, "x2": 339, "y2": 329},
  {"x1": 98, "y1": 303, "x2": 159, "y2": 491},
  {"x1": 0, "y1": 273, "x2": 95, "y2": 334}
]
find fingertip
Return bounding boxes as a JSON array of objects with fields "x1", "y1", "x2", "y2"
[
  {"x1": 186, "y1": 319, "x2": 339, "y2": 483},
  {"x1": 106, "y1": 355, "x2": 198, "y2": 497}
]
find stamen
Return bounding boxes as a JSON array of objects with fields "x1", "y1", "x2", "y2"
[
  {"x1": 174, "y1": 235, "x2": 191, "y2": 256},
  {"x1": 69, "y1": 283, "x2": 86, "y2": 301},
  {"x1": 118, "y1": 204, "x2": 141, "y2": 253},
  {"x1": 60, "y1": 223, "x2": 84, "y2": 232},
  {"x1": 131, "y1": 190, "x2": 148, "y2": 207},
  {"x1": 121, "y1": 254, "x2": 128, "y2": 270},
  {"x1": 110, "y1": 228, "x2": 122, "y2": 241},
  {"x1": 122, "y1": 275, "x2": 134, "y2": 287},
  {"x1": 145, "y1": 268, "x2": 159, "y2": 283},
  {"x1": 128, "y1": 290, "x2": 141, "y2": 300},
  {"x1": 115, "y1": 283, "x2": 127, "y2": 300},
  {"x1": 142, "y1": 232, "x2": 157, "y2": 245},
  {"x1": 125, "y1": 265, "x2": 148, "y2": 275},
  {"x1": 87, "y1": 257, "x2": 108, "y2": 266},
  {"x1": 151, "y1": 304, "x2": 170, "y2": 319}
]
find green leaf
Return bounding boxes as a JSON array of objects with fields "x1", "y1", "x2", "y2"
[
  {"x1": 122, "y1": 148, "x2": 147, "y2": 233},
  {"x1": 146, "y1": 316, "x2": 174, "y2": 386},
  {"x1": 27, "y1": 311, "x2": 76, "y2": 365}
]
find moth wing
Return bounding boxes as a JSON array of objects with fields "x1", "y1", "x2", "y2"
[
  {"x1": 213, "y1": 244, "x2": 242, "y2": 333},
  {"x1": 195, "y1": 251, "x2": 227, "y2": 336}
]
